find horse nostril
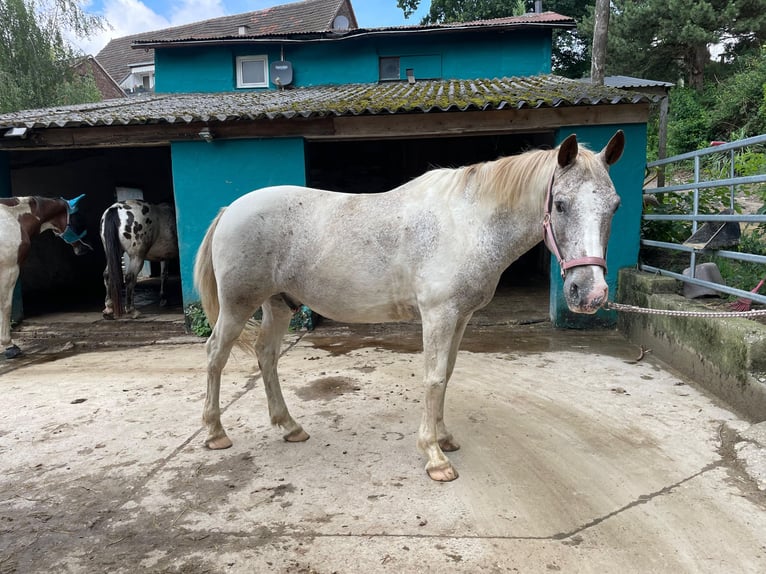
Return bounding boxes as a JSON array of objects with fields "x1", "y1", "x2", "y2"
[{"x1": 569, "y1": 282, "x2": 580, "y2": 301}]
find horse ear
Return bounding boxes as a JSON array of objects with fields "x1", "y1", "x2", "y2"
[
  {"x1": 601, "y1": 130, "x2": 625, "y2": 166},
  {"x1": 557, "y1": 134, "x2": 579, "y2": 168}
]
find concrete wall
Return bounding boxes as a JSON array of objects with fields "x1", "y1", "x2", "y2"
[
  {"x1": 550, "y1": 123, "x2": 648, "y2": 328},
  {"x1": 170, "y1": 137, "x2": 306, "y2": 305},
  {"x1": 155, "y1": 30, "x2": 551, "y2": 93},
  {"x1": 617, "y1": 268, "x2": 766, "y2": 422}
]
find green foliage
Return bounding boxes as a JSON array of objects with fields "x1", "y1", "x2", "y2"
[
  {"x1": 711, "y1": 233, "x2": 766, "y2": 295},
  {"x1": 666, "y1": 88, "x2": 711, "y2": 155},
  {"x1": 0, "y1": 0, "x2": 105, "y2": 112},
  {"x1": 185, "y1": 303, "x2": 212, "y2": 337},
  {"x1": 54, "y1": 69, "x2": 102, "y2": 106},
  {"x1": 707, "y1": 49, "x2": 766, "y2": 139}
]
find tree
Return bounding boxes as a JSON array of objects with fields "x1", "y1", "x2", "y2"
[
  {"x1": 397, "y1": 0, "x2": 591, "y2": 77},
  {"x1": 0, "y1": 0, "x2": 105, "y2": 113},
  {"x1": 584, "y1": 0, "x2": 766, "y2": 91},
  {"x1": 590, "y1": 0, "x2": 609, "y2": 84}
]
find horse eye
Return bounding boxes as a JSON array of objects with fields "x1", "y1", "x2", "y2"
[{"x1": 554, "y1": 200, "x2": 567, "y2": 214}]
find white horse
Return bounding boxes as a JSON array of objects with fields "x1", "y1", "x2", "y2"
[
  {"x1": 0, "y1": 195, "x2": 92, "y2": 358},
  {"x1": 100, "y1": 200, "x2": 178, "y2": 319},
  {"x1": 194, "y1": 131, "x2": 625, "y2": 481}
]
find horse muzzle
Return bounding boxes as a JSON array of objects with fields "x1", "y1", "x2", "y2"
[
  {"x1": 563, "y1": 266, "x2": 609, "y2": 314},
  {"x1": 72, "y1": 239, "x2": 94, "y2": 256}
]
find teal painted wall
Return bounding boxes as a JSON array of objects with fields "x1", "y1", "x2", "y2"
[
  {"x1": 549, "y1": 124, "x2": 648, "y2": 328},
  {"x1": 171, "y1": 138, "x2": 306, "y2": 304},
  {"x1": 155, "y1": 31, "x2": 552, "y2": 92}
]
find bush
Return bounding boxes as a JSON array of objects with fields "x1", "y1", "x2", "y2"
[{"x1": 185, "y1": 302, "x2": 212, "y2": 337}]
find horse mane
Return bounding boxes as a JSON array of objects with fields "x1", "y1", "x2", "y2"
[{"x1": 401, "y1": 142, "x2": 600, "y2": 212}]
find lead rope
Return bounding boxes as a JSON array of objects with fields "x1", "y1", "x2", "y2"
[{"x1": 604, "y1": 301, "x2": 766, "y2": 318}]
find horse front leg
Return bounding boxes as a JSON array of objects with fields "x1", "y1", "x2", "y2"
[
  {"x1": 435, "y1": 313, "x2": 471, "y2": 453},
  {"x1": 0, "y1": 266, "x2": 21, "y2": 358},
  {"x1": 258, "y1": 297, "x2": 309, "y2": 442},
  {"x1": 417, "y1": 310, "x2": 470, "y2": 482}
]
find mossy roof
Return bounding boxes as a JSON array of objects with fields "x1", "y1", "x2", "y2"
[{"x1": 0, "y1": 75, "x2": 657, "y2": 130}]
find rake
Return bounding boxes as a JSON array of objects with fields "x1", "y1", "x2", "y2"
[{"x1": 730, "y1": 277, "x2": 766, "y2": 311}]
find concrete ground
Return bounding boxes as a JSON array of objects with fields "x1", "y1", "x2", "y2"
[{"x1": 2, "y1": 286, "x2": 766, "y2": 573}]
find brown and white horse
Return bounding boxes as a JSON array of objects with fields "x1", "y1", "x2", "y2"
[
  {"x1": 0, "y1": 195, "x2": 92, "y2": 358},
  {"x1": 194, "y1": 131, "x2": 625, "y2": 481},
  {"x1": 100, "y1": 200, "x2": 178, "y2": 319}
]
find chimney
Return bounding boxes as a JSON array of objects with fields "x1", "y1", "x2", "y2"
[{"x1": 535, "y1": 1, "x2": 543, "y2": 13}]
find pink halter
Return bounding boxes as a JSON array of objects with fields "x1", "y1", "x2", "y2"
[{"x1": 542, "y1": 174, "x2": 607, "y2": 279}]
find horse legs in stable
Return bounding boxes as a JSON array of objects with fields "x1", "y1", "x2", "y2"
[
  {"x1": 159, "y1": 260, "x2": 168, "y2": 307},
  {"x1": 417, "y1": 311, "x2": 470, "y2": 482},
  {"x1": 123, "y1": 255, "x2": 145, "y2": 318},
  {"x1": 258, "y1": 297, "x2": 309, "y2": 442}
]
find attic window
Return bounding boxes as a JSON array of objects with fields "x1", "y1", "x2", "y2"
[
  {"x1": 236, "y1": 55, "x2": 269, "y2": 88},
  {"x1": 379, "y1": 57, "x2": 400, "y2": 81}
]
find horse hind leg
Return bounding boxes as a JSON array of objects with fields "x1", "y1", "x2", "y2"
[
  {"x1": 258, "y1": 296, "x2": 309, "y2": 442},
  {"x1": 102, "y1": 265, "x2": 114, "y2": 319},
  {"x1": 203, "y1": 301, "x2": 255, "y2": 450},
  {"x1": 124, "y1": 254, "x2": 145, "y2": 318}
]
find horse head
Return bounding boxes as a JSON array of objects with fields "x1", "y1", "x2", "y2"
[
  {"x1": 543, "y1": 130, "x2": 624, "y2": 313},
  {"x1": 49, "y1": 194, "x2": 93, "y2": 255}
]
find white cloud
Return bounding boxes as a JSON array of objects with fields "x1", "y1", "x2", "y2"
[
  {"x1": 71, "y1": 0, "x2": 227, "y2": 55},
  {"x1": 170, "y1": 0, "x2": 227, "y2": 26}
]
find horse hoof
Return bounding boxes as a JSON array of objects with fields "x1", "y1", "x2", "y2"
[
  {"x1": 439, "y1": 437, "x2": 461, "y2": 452},
  {"x1": 283, "y1": 428, "x2": 310, "y2": 442},
  {"x1": 4, "y1": 345, "x2": 22, "y2": 359},
  {"x1": 426, "y1": 462, "x2": 459, "y2": 482},
  {"x1": 205, "y1": 436, "x2": 233, "y2": 450}
]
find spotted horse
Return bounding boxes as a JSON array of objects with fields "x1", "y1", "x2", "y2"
[
  {"x1": 100, "y1": 199, "x2": 178, "y2": 319},
  {"x1": 0, "y1": 195, "x2": 93, "y2": 359}
]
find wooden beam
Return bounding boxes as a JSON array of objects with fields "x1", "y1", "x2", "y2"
[
  {"x1": 322, "y1": 105, "x2": 651, "y2": 140},
  {"x1": 0, "y1": 118, "x2": 336, "y2": 150},
  {"x1": 0, "y1": 105, "x2": 650, "y2": 150}
]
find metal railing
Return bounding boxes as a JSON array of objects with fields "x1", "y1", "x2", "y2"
[{"x1": 641, "y1": 134, "x2": 766, "y2": 304}]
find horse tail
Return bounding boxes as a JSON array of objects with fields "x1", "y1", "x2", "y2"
[
  {"x1": 194, "y1": 208, "x2": 226, "y2": 328},
  {"x1": 102, "y1": 206, "x2": 126, "y2": 317}
]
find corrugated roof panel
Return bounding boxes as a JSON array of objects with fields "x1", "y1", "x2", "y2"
[{"x1": 0, "y1": 76, "x2": 658, "y2": 130}]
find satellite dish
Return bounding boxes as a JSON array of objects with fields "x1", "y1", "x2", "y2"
[
  {"x1": 270, "y1": 61, "x2": 293, "y2": 86},
  {"x1": 332, "y1": 15, "x2": 349, "y2": 30}
]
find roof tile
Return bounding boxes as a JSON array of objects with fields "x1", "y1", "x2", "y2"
[{"x1": 0, "y1": 76, "x2": 658, "y2": 130}]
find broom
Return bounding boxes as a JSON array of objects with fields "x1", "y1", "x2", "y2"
[{"x1": 730, "y1": 277, "x2": 766, "y2": 311}]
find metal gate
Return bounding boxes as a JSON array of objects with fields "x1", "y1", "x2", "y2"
[{"x1": 641, "y1": 134, "x2": 766, "y2": 303}]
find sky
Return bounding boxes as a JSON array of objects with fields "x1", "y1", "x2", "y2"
[{"x1": 73, "y1": 0, "x2": 429, "y2": 55}]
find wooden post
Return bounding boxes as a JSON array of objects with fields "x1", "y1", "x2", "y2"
[{"x1": 657, "y1": 95, "x2": 669, "y2": 187}]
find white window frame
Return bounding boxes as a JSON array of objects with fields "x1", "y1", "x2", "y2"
[{"x1": 236, "y1": 55, "x2": 269, "y2": 88}]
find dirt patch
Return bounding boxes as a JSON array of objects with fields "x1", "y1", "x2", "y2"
[{"x1": 295, "y1": 376, "x2": 361, "y2": 401}]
